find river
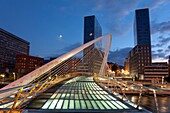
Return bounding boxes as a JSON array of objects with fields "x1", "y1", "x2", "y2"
[{"x1": 126, "y1": 95, "x2": 170, "y2": 113}]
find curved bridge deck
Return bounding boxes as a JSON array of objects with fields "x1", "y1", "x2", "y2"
[{"x1": 26, "y1": 76, "x2": 149, "y2": 113}]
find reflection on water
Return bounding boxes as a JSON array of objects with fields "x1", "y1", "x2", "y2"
[{"x1": 126, "y1": 95, "x2": 170, "y2": 113}]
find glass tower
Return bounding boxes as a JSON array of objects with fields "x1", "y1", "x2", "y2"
[
  {"x1": 83, "y1": 15, "x2": 102, "y2": 74},
  {"x1": 84, "y1": 15, "x2": 102, "y2": 44},
  {"x1": 134, "y1": 8, "x2": 151, "y2": 46}
]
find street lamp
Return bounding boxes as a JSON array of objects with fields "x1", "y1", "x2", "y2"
[
  {"x1": 0, "y1": 74, "x2": 5, "y2": 83},
  {"x1": 13, "y1": 72, "x2": 16, "y2": 81}
]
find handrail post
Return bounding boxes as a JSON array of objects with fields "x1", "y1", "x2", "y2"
[
  {"x1": 136, "y1": 86, "x2": 143, "y2": 109},
  {"x1": 153, "y1": 90, "x2": 159, "y2": 113}
]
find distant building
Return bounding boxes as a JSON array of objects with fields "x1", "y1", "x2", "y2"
[
  {"x1": 129, "y1": 8, "x2": 151, "y2": 79},
  {"x1": 168, "y1": 56, "x2": 170, "y2": 77},
  {"x1": 0, "y1": 28, "x2": 30, "y2": 73},
  {"x1": 124, "y1": 57, "x2": 130, "y2": 72},
  {"x1": 83, "y1": 15, "x2": 102, "y2": 74},
  {"x1": 144, "y1": 62, "x2": 169, "y2": 83},
  {"x1": 15, "y1": 54, "x2": 44, "y2": 75}
]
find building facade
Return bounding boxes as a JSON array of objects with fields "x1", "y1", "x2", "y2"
[
  {"x1": 168, "y1": 56, "x2": 170, "y2": 77},
  {"x1": 129, "y1": 8, "x2": 151, "y2": 79},
  {"x1": 144, "y1": 62, "x2": 169, "y2": 83},
  {"x1": 124, "y1": 57, "x2": 130, "y2": 72},
  {"x1": 83, "y1": 15, "x2": 102, "y2": 74},
  {"x1": 0, "y1": 28, "x2": 30, "y2": 73},
  {"x1": 15, "y1": 54, "x2": 44, "y2": 75}
]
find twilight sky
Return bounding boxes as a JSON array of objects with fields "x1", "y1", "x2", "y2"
[{"x1": 0, "y1": 0, "x2": 170, "y2": 65}]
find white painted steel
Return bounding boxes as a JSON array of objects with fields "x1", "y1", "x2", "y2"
[{"x1": 0, "y1": 34, "x2": 112, "y2": 99}]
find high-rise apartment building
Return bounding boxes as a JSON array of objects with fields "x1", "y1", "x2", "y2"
[
  {"x1": 0, "y1": 28, "x2": 30, "y2": 73},
  {"x1": 83, "y1": 15, "x2": 102, "y2": 74},
  {"x1": 129, "y1": 8, "x2": 151, "y2": 79}
]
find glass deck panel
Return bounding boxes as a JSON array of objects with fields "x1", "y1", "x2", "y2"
[
  {"x1": 69, "y1": 100, "x2": 74, "y2": 109},
  {"x1": 65, "y1": 93, "x2": 70, "y2": 99},
  {"x1": 62, "y1": 100, "x2": 69, "y2": 109},
  {"x1": 95, "y1": 95, "x2": 101, "y2": 99},
  {"x1": 96, "y1": 101, "x2": 105, "y2": 110},
  {"x1": 75, "y1": 100, "x2": 81, "y2": 109},
  {"x1": 108, "y1": 95, "x2": 117, "y2": 100},
  {"x1": 85, "y1": 100, "x2": 93, "y2": 109},
  {"x1": 50, "y1": 93, "x2": 57, "y2": 99},
  {"x1": 41, "y1": 99, "x2": 53, "y2": 109},
  {"x1": 111, "y1": 101, "x2": 123, "y2": 109},
  {"x1": 101, "y1": 101, "x2": 111, "y2": 109},
  {"x1": 91, "y1": 101, "x2": 99, "y2": 109},
  {"x1": 49, "y1": 99, "x2": 58, "y2": 109},
  {"x1": 80, "y1": 100, "x2": 87, "y2": 109},
  {"x1": 56, "y1": 99, "x2": 64, "y2": 109},
  {"x1": 106, "y1": 101, "x2": 117, "y2": 109},
  {"x1": 56, "y1": 94, "x2": 61, "y2": 99},
  {"x1": 99, "y1": 94, "x2": 106, "y2": 100},
  {"x1": 116, "y1": 101, "x2": 129, "y2": 109}
]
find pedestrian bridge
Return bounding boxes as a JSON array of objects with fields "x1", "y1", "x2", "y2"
[
  {"x1": 0, "y1": 34, "x2": 151, "y2": 113},
  {"x1": 25, "y1": 76, "x2": 148, "y2": 113}
]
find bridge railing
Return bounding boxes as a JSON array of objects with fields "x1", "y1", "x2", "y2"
[{"x1": 94, "y1": 74, "x2": 169, "y2": 113}]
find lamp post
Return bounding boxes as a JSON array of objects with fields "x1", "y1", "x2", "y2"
[
  {"x1": 162, "y1": 76, "x2": 164, "y2": 84},
  {"x1": 0, "y1": 74, "x2": 5, "y2": 83},
  {"x1": 13, "y1": 72, "x2": 16, "y2": 81}
]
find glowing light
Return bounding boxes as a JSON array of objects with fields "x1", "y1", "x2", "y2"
[
  {"x1": 89, "y1": 33, "x2": 93, "y2": 36},
  {"x1": 0, "y1": 74, "x2": 5, "y2": 78},
  {"x1": 121, "y1": 69, "x2": 124, "y2": 73}
]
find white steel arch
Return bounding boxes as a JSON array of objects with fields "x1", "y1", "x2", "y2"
[{"x1": 0, "y1": 34, "x2": 112, "y2": 99}]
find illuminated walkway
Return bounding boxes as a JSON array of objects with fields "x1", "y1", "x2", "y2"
[{"x1": 26, "y1": 76, "x2": 149, "y2": 112}]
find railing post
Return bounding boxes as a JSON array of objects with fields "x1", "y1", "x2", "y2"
[
  {"x1": 153, "y1": 90, "x2": 159, "y2": 113},
  {"x1": 136, "y1": 86, "x2": 143, "y2": 109}
]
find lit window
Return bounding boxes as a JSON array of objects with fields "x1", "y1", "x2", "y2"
[{"x1": 89, "y1": 33, "x2": 93, "y2": 36}]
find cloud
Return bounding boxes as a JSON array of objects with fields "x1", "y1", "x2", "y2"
[
  {"x1": 152, "y1": 36, "x2": 170, "y2": 48},
  {"x1": 157, "y1": 49, "x2": 163, "y2": 53},
  {"x1": 147, "y1": 0, "x2": 167, "y2": 9},
  {"x1": 151, "y1": 21, "x2": 170, "y2": 34},
  {"x1": 94, "y1": 0, "x2": 139, "y2": 37},
  {"x1": 165, "y1": 55, "x2": 170, "y2": 59},
  {"x1": 168, "y1": 45, "x2": 170, "y2": 49},
  {"x1": 48, "y1": 42, "x2": 82, "y2": 58},
  {"x1": 108, "y1": 47, "x2": 132, "y2": 65},
  {"x1": 152, "y1": 50, "x2": 156, "y2": 53},
  {"x1": 165, "y1": 46, "x2": 170, "y2": 53},
  {"x1": 152, "y1": 53, "x2": 166, "y2": 59}
]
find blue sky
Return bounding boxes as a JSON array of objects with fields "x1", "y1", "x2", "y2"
[{"x1": 0, "y1": 0, "x2": 170, "y2": 65}]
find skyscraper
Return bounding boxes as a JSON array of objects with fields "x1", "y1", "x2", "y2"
[
  {"x1": 84, "y1": 15, "x2": 102, "y2": 44},
  {"x1": 83, "y1": 15, "x2": 102, "y2": 74},
  {"x1": 134, "y1": 8, "x2": 151, "y2": 46},
  {"x1": 129, "y1": 8, "x2": 152, "y2": 79}
]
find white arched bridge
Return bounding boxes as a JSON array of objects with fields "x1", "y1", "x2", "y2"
[{"x1": 0, "y1": 34, "x2": 155, "y2": 113}]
